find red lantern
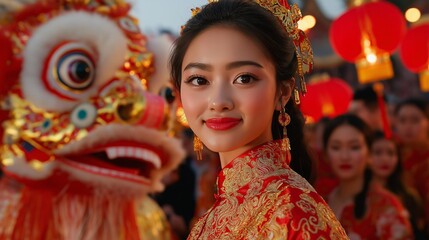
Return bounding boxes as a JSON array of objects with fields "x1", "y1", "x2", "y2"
[
  {"x1": 400, "y1": 20, "x2": 429, "y2": 91},
  {"x1": 300, "y1": 78, "x2": 353, "y2": 123},
  {"x1": 330, "y1": 1, "x2": 406, "y2": 84}
]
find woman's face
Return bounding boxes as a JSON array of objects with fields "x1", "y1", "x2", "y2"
[
  {"x1": 395, "y1": 105, "x2": 429, "y2": 146},
  {"x1": 180, "y1": 25, "x2": 286, "y2": 157},
  {"x1": 326, "y1": 124, "x2": 369, "y2": 181},
  {"x1": 369, "y1": 138, "x2": 398, "y2": 179}
]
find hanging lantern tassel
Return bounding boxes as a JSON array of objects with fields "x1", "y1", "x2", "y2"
[
  {"x1": 356, "y1": 52, "x2": 394, "y2": 84},
  {"x1": 373, "y1": 83, "x2": 392, "y2": 139},
  {"x1": 419, "y1": 70, "x2": 429, "y2": 92}
]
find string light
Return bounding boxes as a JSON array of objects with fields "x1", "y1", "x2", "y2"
[
  {"x1": 405, "y1": 8, "x2": 421, "y2": 23},
  {"x1": 298, "y1": 15, "x2": 316, "y2": 32}
]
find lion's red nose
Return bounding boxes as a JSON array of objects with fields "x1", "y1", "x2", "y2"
[{"x1": 116, "y1": 92, "x2": 168, "y2": 130}]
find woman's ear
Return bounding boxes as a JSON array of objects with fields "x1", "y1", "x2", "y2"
[{"x1": 275, "y1": 78, "x2": 295, "y2": 111}]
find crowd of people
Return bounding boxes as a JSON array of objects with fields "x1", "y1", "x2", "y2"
[
  {"x1": 314, "y1": 87, "x2": 429, "y2": 239},
  {"x1": 156, "y1": 86, "x2": 429, "y2": 240}
]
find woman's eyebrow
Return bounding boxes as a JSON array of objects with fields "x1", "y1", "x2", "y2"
[
  {"x1": 226, "y1": 60, "x2": 263, "y2": 70},
  {"x1": 183, "y1": 61, "x2": 263, "y2": 72},
  {"x1": 183, "y1": 62, "x2": 213, "y2": 71}
]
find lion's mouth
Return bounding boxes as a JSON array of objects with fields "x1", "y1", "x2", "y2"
[{"x1": 57, "y1": 141, "x2": 164, "y2": 184}]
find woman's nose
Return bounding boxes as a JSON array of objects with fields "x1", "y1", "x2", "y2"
[
  {"x1": 340, "y1": 149, "x2": 350, "y2": 160},
  {"x1": 208, "y1": 84, "x2": 233, "y2": 112}
]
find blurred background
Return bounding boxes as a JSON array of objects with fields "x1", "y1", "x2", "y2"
[{"x1": 131, "y1": 0, "x2": 429, "y2": 104}]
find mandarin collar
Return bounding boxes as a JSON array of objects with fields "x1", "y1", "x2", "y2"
[{"x1": 216, "y1": 140, "x2": 291, "y2": 197}]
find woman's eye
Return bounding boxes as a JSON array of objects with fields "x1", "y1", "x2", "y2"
[
  {"x1": 234, "y1": 74, "x2": 256, "y2": 84},
  {"x1": 329, "y1": 145, "x2": 340, "y2": 151},
  {"x1": 387, "y1": 149, "x2": 396, "y2": 156},
  {"x1": 411, "y1": 117, "x2": 421, "y2": 124},
  {"x1": 372, "y1": 149, "x2": 382, "y2": 156},
  {"x1": 351, "y1": 145, "x2": 362, "y2": 151},
  {"x1": 187, "y1": 76, "x2": 208, "y2": 86}
]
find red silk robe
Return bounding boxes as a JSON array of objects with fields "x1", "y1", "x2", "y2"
[
  {"x1": 329, "y1": 184, "x2": 413, "y2": 240},
  {"x1": 188, "y1": 141, "x2": 348, "y2": 239}
]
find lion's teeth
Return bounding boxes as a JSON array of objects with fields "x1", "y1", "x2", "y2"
[{"x1": 105, "y1": 147, "x2": 161, "y2": 169}]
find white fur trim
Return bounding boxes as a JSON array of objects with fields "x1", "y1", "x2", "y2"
[
  {"x1": 146, "y1": 33, "x2": 174, "y2": 94},
  {"x1": 21, "y1": 11, "x2": 128, "y2": 112},
  {"x1": 4, "y1": 156, "x2": 56, "y2": 179}
]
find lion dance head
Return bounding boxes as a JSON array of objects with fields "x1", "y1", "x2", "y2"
[{"x1": 0, "y1": 0, "x2": 184, "y2": 239}]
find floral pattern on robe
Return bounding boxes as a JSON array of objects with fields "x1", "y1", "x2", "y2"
[{"x1": 188, "y1": 141, "x2": 348, "y2": 240}]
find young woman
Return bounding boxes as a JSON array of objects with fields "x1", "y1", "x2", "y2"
[
  {"x1": 394, "y1": 98, "x2": 429, "y2": 234},
  {"x1": 370, "y1": 131, "x2": 427, "y2": 239},
  {"x1": 323, "y1": 114, "x2": 413, "y2": 239},
  {"x1": 169, "y1": 0, "x2": 347, "y2": 238},
  {"x1": 310, "y1": 117, "x2": 339, "y2": 197}
]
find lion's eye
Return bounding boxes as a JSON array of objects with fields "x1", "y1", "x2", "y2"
[
  {"x1": 57, "y1": 51, "x2": 95, "y2": 90},
  {"x1": 43, "y1": 42, "x2": 96, "y2": 100}
]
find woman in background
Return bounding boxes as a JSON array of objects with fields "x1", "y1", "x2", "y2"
[
  {"x1": 394, "y1": 98, "x2": 429, "y2": 235},
  {"x1": 369, "y1": 130, "x2": 426, "y2": 239},
  {"x1": 323, "y1": 114, "x2": 413, "y2": 239}
]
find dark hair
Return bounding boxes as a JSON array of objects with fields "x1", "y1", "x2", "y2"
[
  {"x1": 371, "y1": 131, "x2": 426, "y2": 237},
  {"x1": 394, "y1": 97, "x2": 429, "y2": 119},
  {"x1": 352, "y1": 85, "x2": 384, "y2": 111},
  {"x1": 322, "y1": 114, "x2": 373, "y2": 219},
  {"x1": 169, "y1": 0, "x2": 314, "y2": 181}
]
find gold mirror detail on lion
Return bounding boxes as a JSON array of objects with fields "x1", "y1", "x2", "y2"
[{"x1": 0, "y1": 0, "x2": 185, "y2": 239}]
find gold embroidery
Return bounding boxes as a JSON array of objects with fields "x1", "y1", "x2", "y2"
[
  {"x1": 189, "y1": 141, "x2": 348, "y2": 239},
  {"x1": 293, "y1": 193, "x2": 347, "y2": 240},
  {"x1": 135, "y1": 197, "x2": 171, "y2": 240}
]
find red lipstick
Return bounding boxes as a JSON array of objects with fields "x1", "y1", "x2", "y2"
[
  {"x1": 379, "y1": 165, "x2": 391, "y2": 171},
  {"x1": 339, "y1": 164, "x2": 352, "y2": 170},
  {"x1": 205, "y1": 118, "x2": 241, "y2": 130}
]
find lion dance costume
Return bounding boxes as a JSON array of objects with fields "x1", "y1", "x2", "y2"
[{"x1": 0, "y1": 0, "x2": 184, "y2": 239}]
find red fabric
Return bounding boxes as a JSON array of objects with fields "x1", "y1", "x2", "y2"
[
  {"x1": 278, "y1": 0, "x2": 290, "y2": 9},
  {"x1": 11, "y1": 187, "x2": 56, "y2": 240},
  {"x1": 377, "y1": 94, "x2": 391, "y2": 139},
  {"x1": 189, "y1": 141, "x2": 348, "y2": 239},
  {"x1": 0, "y1": 29, "x2": 20, "y2": 99},
  {"x1": 0, "y1": 178, "x2": 142, "y2": 240},
  {"x1": 374, "y1": 84, "x2": 392, "y2": 139},
  {"x1": 14, "y1": 1, "x2": 59, "y2": 23},
  {"x1": 334, "y1": 185, "x2": 413, "y2": 239}
]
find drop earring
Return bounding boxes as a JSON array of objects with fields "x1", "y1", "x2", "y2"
[
  {"x1": 278, "y1": 108, "x2": 291, "y2": 153},
  {"x1": 193, "y1": 135, "x2": 203, "y2": 160}
]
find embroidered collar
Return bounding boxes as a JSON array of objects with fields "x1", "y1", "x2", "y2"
[{"x1": 216, "y1": 140, "x2": 291, "y2": 196}]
